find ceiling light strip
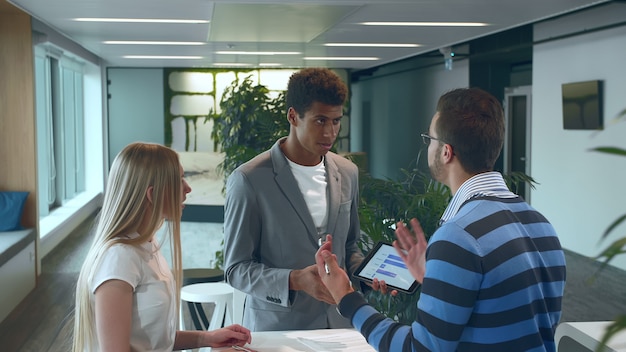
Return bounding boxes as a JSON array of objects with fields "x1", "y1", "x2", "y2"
[
  {"x1": 324, "y1": 43, "x2": 420, "y2": 48},
  {"x1": 105, "y1": 41, "x2": 205, "y2": 45},
  {"x1": 215, "y1": 51, "x2": 301, "y2": 55},
  {"x1": 212, "y1": 63, "x2": 252, "y2": 67},
  {"x1": 74, "y1": 18, "x2": 209, "y2": 24},
  {"x1": 304, "y1": 57, "x2": 379, "y2": 61},
  {"x1": 361, "y1": 21, "x2": 488, "y2": 27},
  {"x1": 124, "y1": 55, "x2": 203, "y2": 59}
]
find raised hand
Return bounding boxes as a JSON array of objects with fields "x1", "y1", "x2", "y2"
[{"x1": 394, "y1": 218, "x2": 427, "y2": 283}]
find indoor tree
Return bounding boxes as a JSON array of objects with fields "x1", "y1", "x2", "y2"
[{"x1": 210, "y1": 74, "x2": 289, "y2": 188}]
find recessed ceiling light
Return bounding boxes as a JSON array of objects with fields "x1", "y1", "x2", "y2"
[
  {"x1": 105, "y1": 41, "x2": 205, "y2": 45},
  {"x1": 361, "y1": 21, "x2": 488, "y2": 27},
  {"x1": 303, "y1": 57, "x2": 379, "y2": 61},
  {"x1": 74, "y1": 18, "x2": 209, "y2": 24},
  {"x1": 324, "y1": 43, "x2": 420, "y2": 48},
  {"x1": 259, "y1": 63, "x2": 282, "y2": 67},
  {"x1": 215, "y1": 51, "x2": 301, "y2": 55},
  {"x1": 212, "y1": 63, "x2": 252, "y2": 67},
  {"x1": 123, "y1": 55, "x2": 203, "y2": 59}
]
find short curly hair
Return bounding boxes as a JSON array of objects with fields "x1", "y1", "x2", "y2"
[{"x1": 286, "y1": 68, "x2": 347, "y2": 117}]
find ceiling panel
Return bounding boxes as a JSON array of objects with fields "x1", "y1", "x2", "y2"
[
  {"x1": 7, "y1": 0, "x2": 610, "y2": 69},
  {"x1": 209, "y1": 3, "x2": 359, "y2": 42}
]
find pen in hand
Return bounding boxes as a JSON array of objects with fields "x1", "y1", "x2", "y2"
[{"x1": 318, "y1": 235, "x2": 330, "y2": 274}]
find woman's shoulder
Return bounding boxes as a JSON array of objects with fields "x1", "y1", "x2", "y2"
[
  {"x1": 102, "y1": 237, "x2": 153, "y2": 263},
  {"x1": 90, "y1": 238, "x2": 152, "y2": 290}
]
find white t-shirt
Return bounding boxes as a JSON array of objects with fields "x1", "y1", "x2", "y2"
[
  {"x1": 286, "y1": 157, "x2": 328, "y2": 233},
  {"x1": 90, "y1": 237, "x2": 176, "y2": 351}
]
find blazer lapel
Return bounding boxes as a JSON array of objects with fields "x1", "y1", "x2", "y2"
[{"x1": 270, "y1": 140, "x2": 319, "y2": 244}]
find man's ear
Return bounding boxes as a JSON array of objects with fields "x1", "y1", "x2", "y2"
[
  {"x1": 146, "y1": 186, "x2": 154, "y2": 204},
  {"x1": 442, "y1": 144, "x2": 455, "y2": 163},
  {"x1": 287, "y1": 107, "x2": 299, "y2": 126}
]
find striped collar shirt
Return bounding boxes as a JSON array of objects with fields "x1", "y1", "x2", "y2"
[{"x1": 439, "y1": 171, "x2": 517, "y2": 225}]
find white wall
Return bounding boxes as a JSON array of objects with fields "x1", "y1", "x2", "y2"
[
  {"x1": 531, "y1": 3, "x2": 626, "y2": 270},
  {"x1": 107, "y1": 68, "x2": 165, "y2": 166}
]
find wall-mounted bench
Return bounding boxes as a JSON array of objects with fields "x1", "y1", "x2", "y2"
[{"x1": 0, "y1": 228, "x2": 36, "y2": 323}]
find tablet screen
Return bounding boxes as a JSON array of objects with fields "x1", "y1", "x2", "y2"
[{"x1": 353, "y1": 242, "x2": 419, "y2": 294}]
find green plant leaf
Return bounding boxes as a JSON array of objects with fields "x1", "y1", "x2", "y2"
[
  {"x1": 600, "y1": 213, "x2": 626, "y2": 240},
  {"x1": 594, "y1": 236, "x2": 626, "y2": 269},
  {"x1": 503, "y1": 171, "x2": 538, "y2": 191},
  {"x1": 595, "y1": 315, "x2": 626, "y2": 352},
  {"x1": 590, "y1": 147, "x2": 626, "y2": 157}
]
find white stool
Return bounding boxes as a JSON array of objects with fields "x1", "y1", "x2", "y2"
[
  {"x1": 231, "y1": 287, "x2": 246, "y2": 325},
  {"x1": 180, "y1": 282, "x2": 234, "y2": 331}
]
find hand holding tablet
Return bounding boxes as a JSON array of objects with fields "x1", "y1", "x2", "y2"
[{"x1": 353, "y1": 241, "x2": 420, "y2": 294}]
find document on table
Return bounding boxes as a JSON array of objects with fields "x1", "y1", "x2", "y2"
[
  {"x1": 294, "y1": 328, "x2": 375, "y2": 351},
  {"x1": 211, "y1": 328, "x2": 375, "y2": 352}
]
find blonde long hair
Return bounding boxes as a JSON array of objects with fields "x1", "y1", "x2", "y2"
[{"x1": 72, "y1": 142, "x2": 183, "y2": 351}]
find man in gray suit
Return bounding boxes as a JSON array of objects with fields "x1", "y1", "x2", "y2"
[{"x1": 223, "y1": 68, "x2": 365, "y2": 331}]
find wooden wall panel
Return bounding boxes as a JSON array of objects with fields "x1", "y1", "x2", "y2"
[{"x1": 0, "y1": 0, "x2": 38, "y2": 229}]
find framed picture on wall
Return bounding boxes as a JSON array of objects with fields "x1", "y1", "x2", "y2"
[{"x1": 562, "y1": 80, "x2": 603, "y2": 130}]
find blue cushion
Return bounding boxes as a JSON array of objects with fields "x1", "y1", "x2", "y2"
[{"x1": 0, "y1": 191, "x2": 29, "y2": 231}]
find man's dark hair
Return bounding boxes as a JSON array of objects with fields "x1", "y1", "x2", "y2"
[
  {"x1": 286, "y1": 68, "x2": 347, "y2": 117},
  {"x1": 435, "y1": 87, "x2": 504, "y2": 174}
]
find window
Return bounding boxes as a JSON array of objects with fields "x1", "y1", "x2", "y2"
[{"x1": 34, "y1": 46, "x2": 86, "y2": 218}]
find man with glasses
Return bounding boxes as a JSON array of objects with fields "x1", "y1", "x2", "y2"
[{"x1": 316, "y1": 87, "x2": 566, "y2": 351}]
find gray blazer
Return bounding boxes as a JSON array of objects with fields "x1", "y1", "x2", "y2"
[{"x1": 223, "y1": 138, "x2": 364, "y2": 331}]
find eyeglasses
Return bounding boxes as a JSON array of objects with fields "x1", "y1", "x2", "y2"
[{"x1": 420, "y1": 133, "x2": 445, "y2": 145}]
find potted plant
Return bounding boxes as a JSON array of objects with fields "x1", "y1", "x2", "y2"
[{"x1": 210, "y1": 74, "x2": 289, "y2": 188}]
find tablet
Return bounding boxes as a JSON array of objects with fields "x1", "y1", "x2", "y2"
[{"x1": 353, "y1": 241, "x2": 420, "y2": 294}]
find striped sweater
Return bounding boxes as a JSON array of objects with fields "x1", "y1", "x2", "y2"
[{"x1": 339, "y1": 195, "x2": 566, "y2": 352}]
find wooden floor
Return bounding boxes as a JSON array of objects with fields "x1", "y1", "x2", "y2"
[
  {"x1": 1, "y1": 215, "x2": 626, "y2": 351},
  {"x1": 1, "y1": 272, "x2": 78, "y2": 352},
  {"x1": 0, "y1": 217, "x2": 93, "y2": 352}
]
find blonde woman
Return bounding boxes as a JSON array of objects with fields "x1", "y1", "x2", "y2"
[{"x1": 73, "y1": 142, "x2": 251, "y2": 351}]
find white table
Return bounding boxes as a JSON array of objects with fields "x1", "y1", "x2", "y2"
[
  {"x1": 209, "y1": 323, "x2": 626, "y2": 352},
  {"x1": 555, "y1": 321, "x2": 626, "y2": 352},
  {"x1": 210, "y1": 328, "x2": 376, "y2": 352}
]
